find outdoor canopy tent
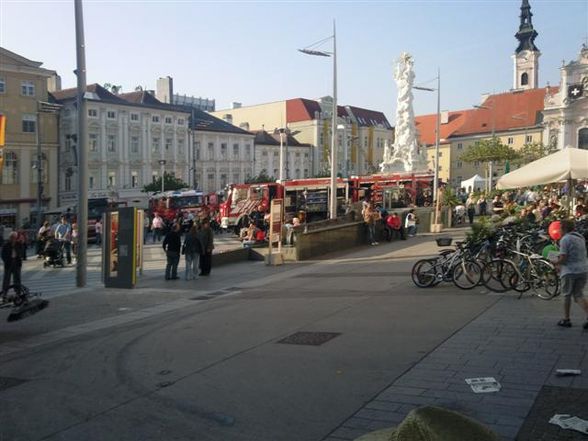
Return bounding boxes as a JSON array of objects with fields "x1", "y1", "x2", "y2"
[
  {"x1": 496, "y1": 147, "x2": 588, "y2": 189},
  {"x1": 460, "y1": 174, "x2": 486, "y2": 192}
]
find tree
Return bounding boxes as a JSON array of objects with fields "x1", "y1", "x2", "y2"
[
  {"x1": 103, "y1": 83, "x2": 122, "y2": 94},
  {"x1": 512, "y1": 142, "x2": 556, "y2": 165},
  {"x1": 245, "y1": 170, "x2": 276, "y2": 184},
  {"x1": 460, "y1": 137, "x2": 521, "y2": 163},
  {"x1": 142, "y1": 172, "x2": 189, "y2": 193}
]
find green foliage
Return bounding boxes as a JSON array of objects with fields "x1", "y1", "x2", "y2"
[
  {"x1": 245, "y1": 170, "x2": 276, "y2": 184},
  {"x1": 466, "y1": 216, "x2": 497, "y2": 243},
  {"x1": 512, "y1": 142, "x2": 557, "y2": 165},
  {"x1": 442, "y1": 187, "x2": 460, "y2": 208},
  {"x1": 142, "y1": 172, "x2": 189, "y2": 193},
  {"x1": 460, "y1": 137, "x2": 521, "y2": 163}
]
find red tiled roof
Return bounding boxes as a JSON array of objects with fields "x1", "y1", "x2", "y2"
[
  {"x1": 285, "y1": 98, "x2": 391, "y2": 128},
  {"x1": 452, "y1": 87, "x2": 558, "y2": 137},
  {"x1": 51, "y1": 83, "x2": 128, "y2": 105},
  {"x1": 415, "y1": 110, "x2": 473, "y2": 145}
]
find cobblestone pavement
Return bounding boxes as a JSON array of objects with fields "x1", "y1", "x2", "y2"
[{"x1": 323, "y1": 294, "x2": 588, "y2": 441}]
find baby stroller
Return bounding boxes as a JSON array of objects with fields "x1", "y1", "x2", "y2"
[{"x1": 43, "y1": 238, "x2": 65, "y2": 268}]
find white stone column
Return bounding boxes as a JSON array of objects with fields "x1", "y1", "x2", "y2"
[
  {"x1": 143, "y1": 114, "x2": 151, "y2": 184},
  {"x1": 100, "y1": 111, "x2": 107, "y2": 189}
]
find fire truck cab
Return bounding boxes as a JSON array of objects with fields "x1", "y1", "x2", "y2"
[
  {"x1": 149, "y1": 189, "x2": 206, "y2": 223},
  {"x1": 220, "y1": 183, "x2": 282, "y2": 232}
]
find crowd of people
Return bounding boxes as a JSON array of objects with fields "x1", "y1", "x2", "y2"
[{"x1": 362, "y1": 200, "x2": 418, "y2": 246}]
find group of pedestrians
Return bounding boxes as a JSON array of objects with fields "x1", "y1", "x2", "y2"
[
  {"x1": 362, "y1": 201, "x2": 417, "y2": 246},
  {"x1": 161, "y1": 217, "x2": 214, "y2": 281}
]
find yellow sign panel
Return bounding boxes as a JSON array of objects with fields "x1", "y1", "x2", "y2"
[{"x1": 0, "y1": 114, "x2": 5, "y2": 147}]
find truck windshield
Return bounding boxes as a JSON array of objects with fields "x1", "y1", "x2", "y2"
[{"x1": 169, "y1": 195, "x2": 203, "y2": 209}]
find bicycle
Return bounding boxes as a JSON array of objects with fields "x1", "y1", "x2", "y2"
[
  {"x1": 411, "y1": 241, "x2": 482, "y2": 290},
  {"x1": 0, "y1": 284, "x2": 49, "y2": 322}
]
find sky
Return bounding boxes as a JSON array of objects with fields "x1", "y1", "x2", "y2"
[{"x1": 1, "y1": 0, "x2": 587, "y2": 124}]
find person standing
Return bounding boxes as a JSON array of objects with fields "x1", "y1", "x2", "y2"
[
  {"x1": 143, "y1": 214, "x2": 150, "y2": 244},
  {"x1": 71, "y1": 223, "x2": 79, "y2": 261},
  {"x1": 555, "y1": 220, "x2": 588, "y2": 329},
  {"x1": 183, "y1": 225, "x2": 202, "y2": 280},
  {"x1": 37, "y1": 221, "x2": 50, "y2": 257},
  {"x1": 54, "y1": 216, "x2": 72, "y2": 265},
  {"x1": 478, "y1": 197, "x2": 487, "y2": 216},
  {"x1": 162, "y1": 223, "x2": 182, "y2": 280},
  {"x1": 363, "y1": 202, "x2": 380, "y2": 246},
  {"x1": 467, "y1": 203, "x2": 476, "y2": 225},
  {"x1": 152, "y1": 213, "x2": 164, "y2": 243},
  {"x1": 405, "y1": 209, "x2": 417, "y2": 237},
  {"x1": 95, "y1": 218, "x2": 103, "y2": 247},
  {"x1": 1, "y1": 232, "x2": 24, "y2": 294},
  {"x1": 198, "y1": 219, "x2": 214, "y2": 276}
]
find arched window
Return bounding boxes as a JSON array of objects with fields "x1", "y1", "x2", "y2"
[
  {"x1": 2, "y1": 152, "x2": 18, "y2": 184},
  {"x1": 521, "y1": 72, "x2": 529, "y2": 86},
  {"x1": 579, "y1": 128, "x2": 588, "y2": 150}
]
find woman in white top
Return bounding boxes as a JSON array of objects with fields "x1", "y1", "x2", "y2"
[{"x1": 405, "y1": 209, "x2": 417, "y2": 237}]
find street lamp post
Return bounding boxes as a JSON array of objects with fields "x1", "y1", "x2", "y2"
[
  {"x1": 158, "y1": 159, "x2": 166, "y2": 193},
  {"x1": 299, "y1": 21, "x2": 338, "y2": 219},
  {"x1": 473, "y1": 102, "x2": 496, "y2": 192},
  {"x1": 414, "y1": 69, "x2": 441, "y2": 217},
  {"x1": 278, "y1": 128, "x2": 285, "y2": 182}
]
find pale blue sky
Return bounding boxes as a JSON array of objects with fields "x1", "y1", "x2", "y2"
[{"x1": 1, "y1": 0, "x2": 587, "y2": 122}]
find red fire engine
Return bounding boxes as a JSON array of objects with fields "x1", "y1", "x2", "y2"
[
  {"x1": 349, "y1": 173, "x2": 434, "y2": 208},
  {"x1": 149, "y1": 190, "x2": 209, "y2": 223}
]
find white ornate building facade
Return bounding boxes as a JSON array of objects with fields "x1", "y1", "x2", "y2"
[
  {"x1": 52, "y1": 85, "x2": 191, "y2": 207},
  {"x1": 542, "y1": 44, "x2": 588, "y2": 150}
]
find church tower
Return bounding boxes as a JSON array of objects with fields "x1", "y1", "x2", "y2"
[{"x1": 512, "y1": 0, "x2": 540, "y2": 90}]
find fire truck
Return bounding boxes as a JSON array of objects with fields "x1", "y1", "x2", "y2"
[
  {"x1": 149, "y1": 190, "x2": 209, "y2": 223},
  {"x1": 349, "y1": 173, "x2": 434, "y2": 209},
  {"x1": 219, "y1": 178, "x2": 349, "y2": 233}
]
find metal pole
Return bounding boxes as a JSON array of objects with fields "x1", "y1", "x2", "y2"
[
  {"x1": 74, "y1": 0, "x2": 88, "y2": 287},
  {"x1": 329, "y1": 20, "x2": 338, "y2": 220},
  {"x1": 279, "y1": 129, "x2": 284, "y2": 181},
  {"x1": 433, "y1": 69, "x2": 441, "y2": 225},
  {"x1": 488, "y1": 105, "x2": 495, "y2": 192},
  {"x1": 36, "y1": 107, "x2": 42, "y2": 230},
  {"x1": 160, "y1": 161, "x2": 165, "y2": 193}
]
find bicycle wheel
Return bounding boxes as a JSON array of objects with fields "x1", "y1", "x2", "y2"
[
  {"x1": 481, "y1": 259, "x2": 517, "y2": 293},
  {"x1": 532, "y1": 259, "x2": 560, "y2": 300},
  {"x1": 452, "y1": 260, "x2": 482, "y2": 290},
  {"x1": 411, "y1": 259, "x2": 438, "y2": 288}
]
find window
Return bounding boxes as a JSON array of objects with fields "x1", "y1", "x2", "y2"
[
  {"x1": 208, "y1": 142, "x2": 214, "y2": 159},
  {"x1": 220, "y1": 143, "x2": 227, "y2": 159},
  {"x1": 88, "y1": 109, "x2": 98, "y2": 118},
  {"x1": 177, "y1": 118, "x2": 184, "y2": 125},
  {"x1": 131, "y1": 171, "x2": 139, "y2": 188},
  {"x1": 107, "y1": 135, "x2": 116, "y2": 152},
  {"x1": 579, "y1": 128, "x2": 588, "y2": 150},
  {"x1": 262, "y1": 151, "x2": 268, "y2": 157},
  {"x1": 521, "y1": 72, "x2": 529, "y2": 86},
  {"x1": 233, "y1": 144, "x2": 239, "y2": 159},
  {"x1": 22, "y1": 114, "x2": 36, "y2": 133},
  {"x1": 207, "y1": 173, "x2": 215, "y2": 190},
  {"x1": 438, "y1": 152, "x2": 443, "y2": 157},
  {"x1": 107, "y1": 111, "x2": 116, "y2": 119},
  {"x1": 457, "y1": 143, "x2": 463, "y2": 150},
  {"x1": 165, "y1": 138, "x2": 172, "y2": 151},
  {"x1": 364, "y1": 136, "x2": 368, "y2": 147},
  {"x1": 304, "y1": 153, "x2": 309, "y2": 158},
  {"x1": 525, "y1": 135, "x2": 533, "y2": 143},
  {"x1": 233, "y1": 173, "x2": 240, "y2": 184},
  {"x1": 152, "y1": 115, "x2": 160, "y2": 123},
  {"x1": 130, "y1": 113, "x2": 139, "y2": 122},
  {"x1": 0, "y1": 77, "x2": 5, "y2": 93},
  {"x1": 65, "y1": 174, "x2": 72, "y2": 191},
  {"x1": 165, "y1": 116, "x2": 172, "y2": 124},
  {"x1": 273, "y1": 151, "x2": 279, "y2": 158},
  {"x1": 220, "y1": 174, "x2": 227, "y2": 187},
  {"x1": 296, "y1": 152, "x2": 301, "y2": 158},
  {"x1": 131, "y1": 136, "x2": 139, "y2": 153},
  {"x1": 21, "y1": 81, "x2": 35, "y2": 96},
  {"x1": 178, "y1": 139, "x2": 184, "y2": 155},
  {"x1": 195, "y1": 141, "x2": 200, "y2": 160},
  {"x1": 438, "y1": 165, "x2": 442, "y2": 171},
  {"x1": 152, "y1": 137, "x2": 160, "y2": 153},
  {"x1": 108, "y1": 172, "x2": 116, "y2": 187},
  {"x1": 245, "y1": 144, "x2": 251, "y2": 159},
  {"x1": 507, "y1": 137, "x2": 514, "y2": 145},
  {"x1": 456, "y1": 161, "x2": 463, "y2": 169},
  {"x1": 304, "y1": 169, "x2": 309, "y2": 178},
  {"x1": 89, "y1": 133, "x2": 99, "y2": 152},
  {"x1": 89, "y1": 176, "x2": 94, "y2": 189},
  {"x1": 1, "y1": 152, "x2": 18, "y2": 184}
]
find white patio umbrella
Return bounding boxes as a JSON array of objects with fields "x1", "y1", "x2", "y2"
[{"x1": 496, "y1": 147, "x2": 588, "y2": 189}]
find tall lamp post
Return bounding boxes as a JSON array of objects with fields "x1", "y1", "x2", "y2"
[
  {"x1": 299, "y1": 21, "x2": 338, "y2": 219},
  {"x1": 158, "y1": 159, "x2": 166, "y2": 193},
  {"x1": 473, "y1": 102, "x2": 495, "y2": 192},
  {"x1": 35, "y1": 101, "x2": 62, "y2": 230},
  {"x1": 414, "y1": 69, "x2": 441, "y2": 218},
  {"x1": 278, "y1": 128, "x2": 286, "y2": 182}
]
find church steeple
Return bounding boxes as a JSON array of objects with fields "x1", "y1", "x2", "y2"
[
  {"x1": 515, "y1": 0, "x2": 539, "y2": 53},
  {"x1": 512, "y1": 0, "x2": 540, "y2": 90}
]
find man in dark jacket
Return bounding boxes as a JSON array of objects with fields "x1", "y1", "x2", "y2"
[
  {"x1": 2, "y1": 232, "x2": 25, "y2": 294},
  {"x1": 162, "y1": 223, "x2": 182, "y2": 280},
  {"x1": 198, "y1": 219, "x2": 214, "y2": 276}
]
